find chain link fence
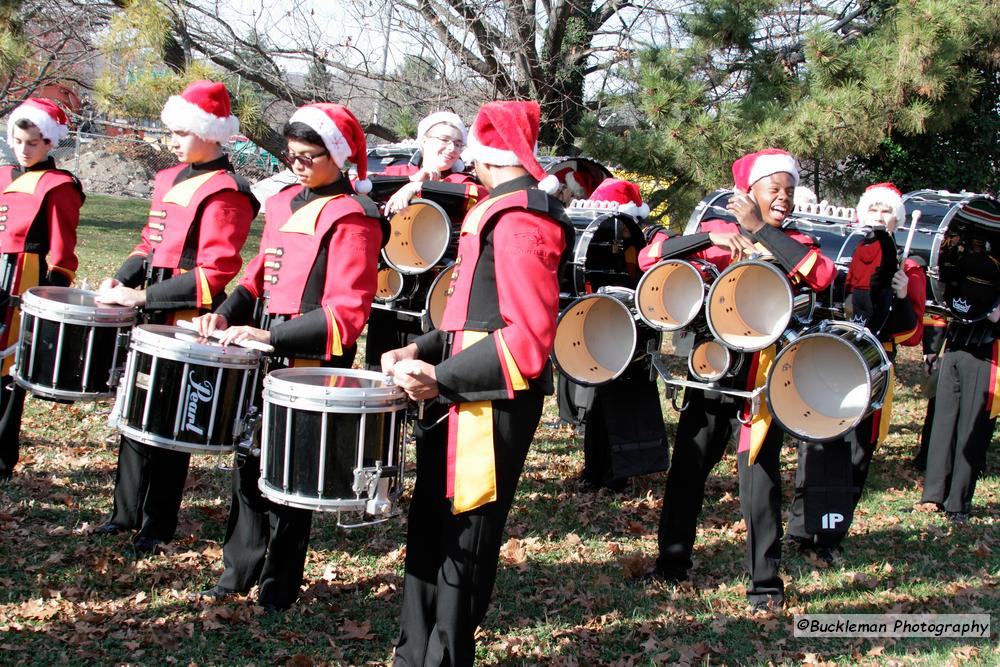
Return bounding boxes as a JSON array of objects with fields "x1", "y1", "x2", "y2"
[{"x1": 1, "y1": 118, "x2": 282, "y2": 200}]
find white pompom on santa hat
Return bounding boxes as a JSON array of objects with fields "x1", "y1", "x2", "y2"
[
  {"x1": 417, "y1": 111, "x2": 467, "y2": 172},
  {"x1": 7, "y1": 98, "x2": 69, "y2": 147},
  {"x1": 160, "y1": 79, "x2": 240, "y2": 144},
  {"x1": 460, "y1": 100, "x2": 560, "y2": 194},
  {"x1": 288, "y1": 103, "x2": 372, "y2": 194},
  {"x1": 731, "y1": 148, "x2": 800, "y2": 191},
  {"x1": 856, "y1": 182, "x2": 905, "y2": 225},
  {"x1": 590, "y1": 178, "x2": 650, "y2": 218}
]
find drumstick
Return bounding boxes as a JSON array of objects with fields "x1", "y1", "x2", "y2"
[
  {"x1": 175, "y1": 319, "x2": 275, "y2": 353},
  {"x1": 901, "y1": 209, "x2": 921, "y2": 263}
]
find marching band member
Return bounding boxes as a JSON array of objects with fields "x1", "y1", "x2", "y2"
[
  {"x1": 94, "y1": 80, "x2": 258, "y2": 555},
  {"x1": 639, "y1": 149, "x2": 835, "y2": 611},
  {"x1": 786, "y1": 183, "x2": 925, "y2": 563},
  {"x1": 0, "y1": 99, "x2": 82, "y2": 480},
  {"x1": 573, "y1": 178, "x2": 667, "y2": 492},
  {"x1": 192, "y1": 103, "x2": 384, "y2": 612},
  {"x1": 364, "y1": 112, "x2": 482, "y2": 371},
  {"x1": 382, "y1": 100, "x2": 572, "y2": 665},
  {"x1": 917, "y1": 242, "x2": 1000, "y2": 523}
]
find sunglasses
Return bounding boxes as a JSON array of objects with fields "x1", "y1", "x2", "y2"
[{"x1": 285, "y1": 150, "x2": 329, "y2": 167}]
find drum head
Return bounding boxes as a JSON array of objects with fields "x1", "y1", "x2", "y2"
[
  {"x1": 20, "y1": 286, "x2": 137, "y2": 325},
  {"x1": 553, "y1": 294, "x2": 637, "y2": 385},
  {"x1": 383, "y1": 199, "x2": 452, "y2": 274},
  {"x1": 688, "y1": 339, "x2": 730, "y2": 382},
  {"x1": 706, "y1": 261, "x2": 792, "y2": 351},
  {"x1": 131, "y1": 325, "x2": 260, "y2": 367},
  {"x1": 376, "y1": 266, "x2": 405, "y2": 302},
  {"x1": 636, "y1": 260, "x2": 708, "y2": 331},
  {"x1": 264, "y1": 367, "x2": 407, "y2": 411}
]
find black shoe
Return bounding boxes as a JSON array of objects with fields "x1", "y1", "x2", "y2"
[
  {"x1": 946, "y1": 511, "x2": 970, "y2": 525},
  {"x1": 191, "y1": 585, "x2": 237, "y2": 602},
  {"x1": 750, "y1": 597, "x2": 783, "y2": 613},
  {"x1": 810, "y1": 546, "x2": 835, "y2": 566},
  {"x1": 644, "y1": 565, "x2": 688, "y2": 584},
  {"x1": 260, "y1": 602, "x2": 288, "y2": 616},
  {"x1": 131, "y1": 536, "x2": 165, "y2": 556},
  {"x1": 93, "y1": 522, "x2": 126, "y2": 536}
]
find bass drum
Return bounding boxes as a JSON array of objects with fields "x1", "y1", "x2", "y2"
[
  {"x1": 559, "y1": 207, "x2": 645, "y2": 303},
  {"x1": 766, "y1": 320, "x2": 891, "y2": 442},
  {"x1": 928, "y1": 195, "x2": 1000, "y2": 322}
]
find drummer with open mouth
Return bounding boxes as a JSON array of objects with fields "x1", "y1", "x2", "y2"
[
  {"x1": 93, "y1": 80, "x2": 259, "y2": 555},
  {"x1": 0, "y1": 99, "x2": 83, "y2": 481},
  {"x1": 190, "y1": 103, "x2": 384, "y2": 613},
  {"x1": 638, "y1": 149, "x2": 836, "y2": 612}
]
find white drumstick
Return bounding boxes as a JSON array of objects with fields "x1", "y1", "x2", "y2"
[
  {"x1": 901, "y1": 209, "x2": 921, "y2": 263},
  {"x1": 175, "y1": 319, "x2": 275, "y2": 353}
]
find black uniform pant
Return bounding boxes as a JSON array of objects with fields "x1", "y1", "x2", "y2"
[
  {"x1": 920, "y1": 346, "x2": 997, "y2": 514},
  {"x1": 106, "y1": 435, "x2": 190, "y2": 542},
  {"x1": 216, "y1": 453, "x2": 312, "y2": 609},
  {"x1": 0, "y1": 374, "x2": 27, "y2": 478},
  {"x1": 394, "y1": 387, "x2": 544, "y2": 667},
  {"x1": 786, "y1": 415, "x2": 874, "y2": 547},
  {"x1": 656, "y1": 388, "x2": 785, "y2": 604}
]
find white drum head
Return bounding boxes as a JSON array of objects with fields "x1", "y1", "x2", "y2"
[
  {"x1": 376, "y1": 267, "x2": 404, "y2": 302},
  {"x1": 707, "y1": 262, "x2": 791, "y2": 351},
  {"x1": 688, "y1": 339, "x2": 730, "y2": 382},
  {"x1": 383, "y1": 200, "x2": 451, "y2": 274},
  {"x1": 637, "y1": 260, "x2": 705, "y2": 331},
  {"x1": 553, "y1": 294, "x2": 637, "y2": 385}
]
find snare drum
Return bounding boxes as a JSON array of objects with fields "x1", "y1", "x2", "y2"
[
  {"x1": 14, "y1": 286, "x2": 136, "y2": 401},
  {"x1": 115, "y1": 325, "x2": 261, "y2": 454},
  {"x1": 259, "y1": 368, "x2": 408, "y2": 515},
  {"x1": 560, "y1": 208, "x2": 645, "y2": 302}
]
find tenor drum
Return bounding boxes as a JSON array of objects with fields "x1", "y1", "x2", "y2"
[
  {"x1": 705, "y1": 259, "x2": 815, "y2": 352},
  {"x1": 560, "y1": 208, "x2": 645, "y2": 302},
  {"x1": 928, "y1": 195, "x2": 1000, "y2": 322},
  {"x1": 635, "y1": 259, "x2": 717, "y2": 331},
  {"x1": 425, "y1": 263, "x2": 455, "y2": 331},
  {"x1": 766, "y1": 320, "x2": 891, "y2": 442},
  {"x1": 383, "y1": 199, "x2": 455, "y2": 274},
  {"x1": 259, "y1": 368, "x2": 408, "y2": 515},
  {"x1": 116, "y1": 325, "x2": 261, "y2": 454},
  {"x1": 14, "y1": 287, "x2": 136, "y2": 401}
]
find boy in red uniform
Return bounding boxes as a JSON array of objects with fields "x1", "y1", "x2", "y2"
[
  {"x1": 382, "y1": 100, "x2": 573, "y2": 665},
  {"x1": 191, "y1": 103, "x2": 384, "y2": 612},
  {"x1": 0, "y1": 98, "x2": 82, "y2": 480},
  {"x1": 786, "y1": 183, "x2": 925, "y2": 563},
  {"x1": 640, "y1": 149, "x2": 836, "y2": 611},
  {"x1": 95, "y1": 80, "x2": 259, "y2": 554}
]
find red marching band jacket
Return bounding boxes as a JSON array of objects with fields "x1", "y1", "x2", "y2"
[
  {"x1": 0, "y1": 163, "x2": 82, "y2": 372},
  {"x1": 235, "y1": 184, "x2": 383, "y2": 360},
  {"x1": 122, "y1": 162, "x2": 256, "y2": 323},
  {"x1": 413, "y1": 182, "x2": 572, "y2": 513},
  {"x1": 640, "y1": 218, "x2": 836, "y2": 460}
]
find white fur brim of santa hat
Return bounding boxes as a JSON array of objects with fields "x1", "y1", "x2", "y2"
[
  {"x1": 732, "y1": 148, "x2": 800, "y2": 191},
  {"x1": 288, "y1": 103, "x2": 371, "y2": 193},
  {"x1": 6, "y1": 99, "x2": 69, "y2": 147},
  {"x1": 856, "y1": 183, "x2": 905, "y2": 225},
  {"x1": 417, "y1": 112, "x2": 466, "y2": 172}
]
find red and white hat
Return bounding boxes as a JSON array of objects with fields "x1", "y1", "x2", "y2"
[
  {"x1": 288, "y1": 103, "x2": 372, "y2": 193},
  {"x1": 160, "y1": 80, "x2": 240, "y2": 143},
  {"x1": 461, "y1": 100, "x2": 559, "y2": 194},
  {"x1": 590, "y1": 178, "x2": 649, "y2": 218},
  {"x1": 554, "y1": 164, "x2": 597, "y2": 199},
  {"x1": 6, "y1": 98, "x2": 69, "y2": 147},
  {"x1": 731, "y1": 148, "x2": 799, "y2": 191},
  {"x1": 856, "y1": 182, "x2": 905, "y2": 225}
]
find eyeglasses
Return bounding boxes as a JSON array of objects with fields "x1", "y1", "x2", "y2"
[
  {"x1": 425, "y1": 135, "x2": 465, "y2": 150},
  {"x1": 285, "y1": 150, "x2": 329, "y2": 167}
]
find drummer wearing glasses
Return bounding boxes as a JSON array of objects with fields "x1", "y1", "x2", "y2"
[
  {"x1": 93, "y1": 81, "x2": 259, "y2": 555},
  {"x1": 0, "y1": 99, "x2": 83, "y2": 481},
  {"x1": 190, "y1": 103, "x2": 384, "y2": 613}
]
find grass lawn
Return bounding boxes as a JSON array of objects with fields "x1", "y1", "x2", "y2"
[{"x1": 0, "y1": 194, "x2": 997, "y2": 665}]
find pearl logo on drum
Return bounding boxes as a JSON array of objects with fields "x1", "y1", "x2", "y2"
[{"x1": 183, "y1": 372, "x2": 215, "y2": 435}]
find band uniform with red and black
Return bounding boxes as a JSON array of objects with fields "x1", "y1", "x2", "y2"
[
  {"x1": 364, "y1": 164, "x2": 482, "y2": 371},
  {"x1": 390, "y1": 174, "x2": 572, "y2": 665},
  {"x1": 0, "y1": 157, "x2": 82, "y2": 479},
  {"x1": 100, "y1": 156, "x2": 258, "y2": 548},
  {"x1": 786, "y1": 240, "x2": 925, "y2": 556},
  {"x1": 200, "y1": 175, "x2": 384, "y2": 611},
  {"x1": 639, "y1": 214, "x2": 835, "y2": 609}
]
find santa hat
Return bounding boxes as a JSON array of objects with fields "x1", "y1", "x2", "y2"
[
  {"x1": 6, "y1": 98, "x2": 69, "y2": 147},
  {"x1": 590, "y1": 178, "x2": 650, "y2": 218},
  {"x1": 417, "y1": 111, "x2": 466, "y2": 172},
  {"x1": 554, "y1": 164, "x2": 597, "y2": 199},
  {"x1": 160, "y1": 80, "x2": 239, "y2": 143},
  {"x1": 461, "y1": 100, "x2": 559, "y2": 194},
  {"x1": 288, "y1": 103, "x2": 372, "y2": 193},
  {"x1": 856, "y1": 182, "x2": 905, "y2": 225},
  {"x1": 731, "y1": 148, "x2": 800, "y2": 191}
]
